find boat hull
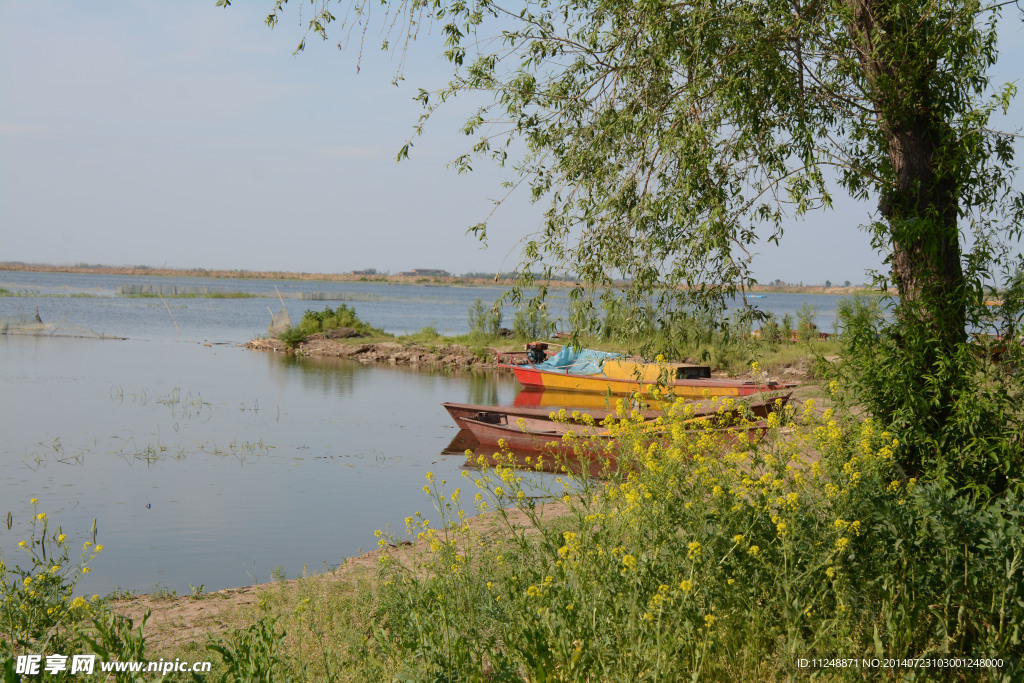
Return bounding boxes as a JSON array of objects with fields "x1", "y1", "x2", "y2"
[
  {"x1": 442, "y1": 401, "x2": 659, "y2": 430},
  {"x1": 445, "y1": 393, "x2": 790, "y2": 431},
  {"x1": 460, "y1": 412, "x2": 769, "y2": 460},
  {"x1": 509, "y1": 365, "x2": 791, "y2": 398}
]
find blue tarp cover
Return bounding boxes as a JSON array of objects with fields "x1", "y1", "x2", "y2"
[{"x1": 536, "y1": 347, "x2": 621, "y2": 375}]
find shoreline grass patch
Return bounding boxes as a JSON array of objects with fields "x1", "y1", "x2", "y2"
[{"x1": 278, "y1": 303, "x2": 387, "y2": 347}]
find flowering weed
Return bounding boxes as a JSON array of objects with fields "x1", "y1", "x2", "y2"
[{"x1": 365, "y1": 394, "x2": 1023, "y2": 680}]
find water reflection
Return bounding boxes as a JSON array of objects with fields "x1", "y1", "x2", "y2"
[
  {"x1": 266, "y1": 352, "x2": 360, "y2": 398},
  {"x1": 442, "y1": 429, "x2": 479, "y2": 455},
  {"x1": 513, "y1": 387, "x2": 662, "y2": 412},
  {"x1": 465, "y1": 371, "x2": 505, "y2": 406}
]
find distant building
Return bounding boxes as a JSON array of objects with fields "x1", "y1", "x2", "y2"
[
  {"x1": 399, "y1": 268, "x2": 451, "y2": 277},
  {"x1": 351, "y1": 268, "x2": 378, "y2": 275}
]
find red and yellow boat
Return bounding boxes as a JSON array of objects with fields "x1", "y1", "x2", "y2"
[{"x1": 499, "y1": 346, "x2": 794, "y2": 399}]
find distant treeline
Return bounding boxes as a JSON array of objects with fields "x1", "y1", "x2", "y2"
[{"x1": 460, "y1": 271, "x2": 578, "y2": 281}]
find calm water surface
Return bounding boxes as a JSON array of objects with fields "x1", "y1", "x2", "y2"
[
  {"x1": 1, "y1": 334, "x2": 519, "y2": 595},
  {"x1": 0, "y1": 272, "x2": 853, "y2": 595}
]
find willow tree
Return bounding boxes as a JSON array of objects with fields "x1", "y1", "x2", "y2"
[{"x1": 252, "y1": 0, "x2": 1023, "y2": 490}]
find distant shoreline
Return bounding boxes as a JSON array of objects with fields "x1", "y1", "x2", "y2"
[{"x1": 0, "y1": 262, "x2": 875, "y2": 296}]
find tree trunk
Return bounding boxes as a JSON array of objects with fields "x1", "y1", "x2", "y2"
[
  {"x1": 880, "y1": 124, "x2": 966, "y2": 349},
  {"x1": 846, "y1": 0, "x2": 966, "y2": 349},
  {"x1": 845, "y1": 0, "x2": 968, "y2": 473}
]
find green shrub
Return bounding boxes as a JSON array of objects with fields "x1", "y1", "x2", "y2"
[
  {"x1": 760, "y1": 312, "x2": 781, "y2": 344},
  {"x1": 796, "y1": 302, "x2": 817, "y2": 343},
  {"x1": 278, "y1": 326, "x2": 312, "y2": 347},
  {"x1": 467, "y1": 298, "x2": 502, "y2": 337},
  {"x1": 278, "y1": 304, "x2": 385, "y2": 347},
  {"x1": 834, "y1": 294, "x2": 1024, "y2": 497},
  {"x1": 566, "y1": 296, "x2": 601, "y2": 337},
  {"x1": 781, "y1": 313, "x2": 794, "y2": 342},
  {"x1": 512, "y1": 301, "x2": 554, "y2": 340}
]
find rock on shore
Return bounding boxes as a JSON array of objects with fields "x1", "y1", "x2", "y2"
[{"x1": 246, "y1": 334, "x2": 493, "y2": 370}]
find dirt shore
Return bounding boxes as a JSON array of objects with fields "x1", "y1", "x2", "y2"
[{"x1": 245, "y1": 335, "x2": 501, "y2": 370}]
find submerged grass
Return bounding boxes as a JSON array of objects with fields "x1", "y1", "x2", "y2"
[{"x1": 115, "y1": 284, "x2": 258, "y2": 298}]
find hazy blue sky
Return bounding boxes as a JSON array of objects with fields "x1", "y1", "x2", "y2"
[{"x1": 1, "y1": 1, "x2": 1021, "y2": 284}]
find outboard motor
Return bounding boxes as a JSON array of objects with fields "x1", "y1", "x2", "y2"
[{"x1": 526, "y1": 342, "x2": 548, "y2": 364}]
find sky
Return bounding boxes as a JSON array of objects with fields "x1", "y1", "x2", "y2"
[{"x1": 0, "y1": 1, "x2": 1021, "y2": 285}]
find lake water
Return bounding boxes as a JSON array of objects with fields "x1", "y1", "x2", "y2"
[{"x1": 0, "y1": 271, "x2": 853, "y2": 596}]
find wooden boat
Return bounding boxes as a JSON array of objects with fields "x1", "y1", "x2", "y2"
[
  {"x1": 505, "y1": 362, "x2": 793, "y2": 398},
  {"x1": 460, "y1": 413, "x2": 610, "y2": 456},
  {"x1": 459, "y1": 409, "x2": 774, "y2": 457},
  {"x1": 498, "y1": 345, "x2": 795, "y2": 398},
  {"x1": 443, "y1": 392, "x2": 791, "y2": 431},
  {"x1": 442, "y1": 401, "x2": 660, "y2": 430},
  {"x1": 457, "y1": 420, "x2": 767, "y2": 477},
  {"x1": 461, "y1": 412, "x2": 770, "y2": 457}
]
